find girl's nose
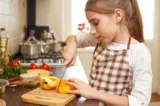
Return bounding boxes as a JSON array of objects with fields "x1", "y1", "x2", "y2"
[{"x1": 90, "y1": 27, "x2": 96, "y2": 36}]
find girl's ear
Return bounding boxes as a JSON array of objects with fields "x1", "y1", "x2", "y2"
[{"x1": 114, "y1": 8, "x2": 123, "y2": 23}]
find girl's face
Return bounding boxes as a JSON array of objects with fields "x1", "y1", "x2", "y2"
[{"x1": 86, "y1": 11, "x2": 119, "y2": 46}]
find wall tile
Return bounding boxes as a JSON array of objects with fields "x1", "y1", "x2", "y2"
[{"x1": 0, "y1": 0, "x2": 26, "y2": 56}]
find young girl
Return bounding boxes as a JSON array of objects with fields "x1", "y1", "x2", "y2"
[{"x1": 64, "y1": 0, "x2": 152, "y2": 106}]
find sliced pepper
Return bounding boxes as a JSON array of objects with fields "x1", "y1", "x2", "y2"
[
  {"x1": 58, "y1": 80, "x2": 75, "y2": 94},
  {"x1": 39, "y1": 75, "x2": 59, "y2": 90}
]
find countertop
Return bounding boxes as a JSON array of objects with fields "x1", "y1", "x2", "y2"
[{"x1": 0, "y1": 56, "x2": 103, "y2": 106}]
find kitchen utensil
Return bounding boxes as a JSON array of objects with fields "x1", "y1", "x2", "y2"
[
  {"x1": 50, "y1": 31, "x2": 56, "y2": 40},
  {"x1": 25, "y1": 25, "x2": 49, "y2": 41},
  {"x1": 40, "y1": 30, "x2": 54, "y2": 42},
  {"x1": 21, "y1": 87, "x2": 76, "y2": 106},
  {"x1": 20, "y1": 34, "x2": 41, "y2": 59},
  {"x1": 41, "y1": 40, "x2": 66, "y2": 53},
  {"x1": 55, "y1": 66, "x2": 67, "y2": 92}
]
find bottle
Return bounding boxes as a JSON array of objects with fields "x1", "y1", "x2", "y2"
[
  {"x1": 0, "y1": 28, "x2": 9, "y2": 68},
  {"x1": 0, "y1": 28, "x2": 9, "y2": 52}
]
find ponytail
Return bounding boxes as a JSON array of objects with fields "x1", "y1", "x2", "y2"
[{"x1": 128, "y1": 0, "x2": 144, "y2": 42}]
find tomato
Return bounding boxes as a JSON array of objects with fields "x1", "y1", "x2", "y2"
[
  {"x1": 39, "y1": 63, "x2": 50, "y2": 71},
  {"x1": 7, "y1": 59, "x2": 21, "y2": 67},
  {"x1": 29, "y1": 63, "x2": 38, "y2": 70}
]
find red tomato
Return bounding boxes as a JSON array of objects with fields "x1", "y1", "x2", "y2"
[
  {"x1": 39, "y1": 63, "x2": 50, "y2": 71},
  {"x1": 7, "y1": 59, "x2": 21, "y2": 67},
  {"x1": 29, "y1": 63, "x2": 38, "y2": 70}
]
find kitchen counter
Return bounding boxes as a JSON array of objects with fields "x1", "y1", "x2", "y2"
[
  {"x1": 1, "y1": 86, "x2": 102, "y2": 106},
  {"x1": 0, "y1": 57, "x2": 103, "y2": 106}
]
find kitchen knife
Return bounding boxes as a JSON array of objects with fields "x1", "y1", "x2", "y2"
[{"x1": 55, "y1": 66, "x2": 67, "y2": 92}]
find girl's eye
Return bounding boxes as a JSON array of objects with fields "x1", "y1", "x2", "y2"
[{"x1": 93, "y1": 21, "x2": 99, "y2": 26}]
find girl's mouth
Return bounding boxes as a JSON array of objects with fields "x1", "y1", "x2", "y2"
[{"x1": 95, "y1": 37, "x2": 102, "y2": 42}]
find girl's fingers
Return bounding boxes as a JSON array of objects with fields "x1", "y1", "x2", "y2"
[
  {"x1": 67, "y1": 57, "x2": 75, "y2": 66},
  {"x1": 68, "y1": 78, "x2": 79, "y2": 83},
  {"x1": 63, "y1": 57, "x2": 74, "y2": 66},
  {"x1": 70, "y1": 57, "x2": 76, "y2": 66},
  {"x1": 63, "y1": 59, "x2": 70, "y2": 66},
  {"x1": 69, "y1": 78, "x2": 85, "y2": 85},
  {"x1": 67, "y1": 81, "x2": 79, "y2": 89},
  {"x1": 66, "y1": 90, "x2": 79, "y2": 95},
  {"x1": 63, "y1": 55, "x2": 75, "y2": 66}
]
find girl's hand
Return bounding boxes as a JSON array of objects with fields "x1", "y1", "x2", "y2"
[
  {"x1": 63, "y1": 35, "x2": 77, "y2": 66},
  {"x1": 67, "y1": 78, "x2": 98, "y2": 99}
]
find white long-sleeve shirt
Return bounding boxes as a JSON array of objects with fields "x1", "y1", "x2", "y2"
[{"x1": 76, "y1": 32, "x2": 152, "y2": 106}]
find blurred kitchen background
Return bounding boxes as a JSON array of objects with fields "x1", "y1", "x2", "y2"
[{"x1": 0, "y1": 0, "x2": 160, "y2": 102}]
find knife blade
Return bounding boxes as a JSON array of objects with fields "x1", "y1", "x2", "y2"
[{"x1": 55, "y1": 66, "x2": 67, "y2": 92}]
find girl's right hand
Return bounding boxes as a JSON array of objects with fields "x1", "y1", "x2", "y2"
[{"x1": 63, "y1": 35, "x2": 77, "y2": 66}]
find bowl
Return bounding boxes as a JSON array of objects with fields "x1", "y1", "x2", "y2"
[
  {"x1": 20, "y1": 73, "x2": 39, "y2": 83},
  {"x1": 0, "y1": 79, "x2": 9, "y2": 93}
]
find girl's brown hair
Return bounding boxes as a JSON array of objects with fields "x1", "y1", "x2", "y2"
[{"x1": 85, "y1": 0, "x2": 144, "y2": 42}]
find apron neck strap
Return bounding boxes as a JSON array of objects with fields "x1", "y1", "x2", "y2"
[
  {"x1": 94, "y1": 36, "x2": 131, "y2": 53},
  {"x1": 93, "y1": 43, "x2": 99, "y2": 54},
  {"x1": 127, "y1": 36, "x2": 131, "y2": 50}
]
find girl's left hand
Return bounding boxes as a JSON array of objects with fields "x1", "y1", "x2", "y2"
[{"x1": 67, "y1": 78, "x2": 98, "y2": 99}]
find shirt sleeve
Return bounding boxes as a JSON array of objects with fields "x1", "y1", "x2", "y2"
[
  {"x1": 128, "y1": 45, "x2": 152, "y2": 106},
  {"x1": 76, "y1": 32, "x2": 97, "y2": 48}
]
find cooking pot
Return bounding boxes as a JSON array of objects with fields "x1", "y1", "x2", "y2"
[
  {"x1": 42, "y1": 40, "x2": 66, "y2": 53},
  {"x1": 40, "y1": 30, "x2": 54, "y2": 42},
  {"x1": 20, "y1": 36, "x2": 41, "y2": 59}
]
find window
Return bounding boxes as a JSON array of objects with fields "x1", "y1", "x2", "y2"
[
  {"x1": 138, "y1": 0, "x2": 155, "y2": 40},
  {"x1": 71, "y1": 0, "x2": 89, "y2": 34},
  {"x1": 71, "y1": 0, "x2": 155, "y2": 40}
]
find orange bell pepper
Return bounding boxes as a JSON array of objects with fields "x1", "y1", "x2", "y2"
[
  {"x1": 39, "y1": 75, "x2": 60, "y2": 90},
  {"x1": 58, "y1": 80, "x2": 75, "y2": 94}
]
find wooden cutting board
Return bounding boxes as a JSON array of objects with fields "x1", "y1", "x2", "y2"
[
  {"x1": 0, "y1": 99, "x2": 6, "y2": 106},
  {"x1": 21, "y1": 87, "x2": 76, "y2": 106}
]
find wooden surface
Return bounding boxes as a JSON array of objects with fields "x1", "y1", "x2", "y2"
[
  {"x1": 1, "y1": 85, "x2": 99, "y2": 106},
  {"x1": 151, "y1": 93, "x2": 160, "y2": 102},
  {"x1": 1, "y1": 86, "x2": 159, "y2": 106},
  {"x1": 22, "y1": 87, "x2": 76, "y2": 106},
  {"x1": 149, "y1": 102, "x2": 160, "y2": 106},
  {"x1": 1, "y1": 65, "x2": 91, "y2": 106},
  {"x1": 10, "y1": 79, "x2": 39, "y2": 87},
  {"x1": 0, "y1": 98, "x2": 6, "y2": 106}
]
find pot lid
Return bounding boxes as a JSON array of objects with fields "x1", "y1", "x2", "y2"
[{"x1": 21, "y1": 36, "x2": 40, "y2": 45}]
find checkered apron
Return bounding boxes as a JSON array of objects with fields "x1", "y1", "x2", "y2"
[{"x1": 89, "y1": 37, "x2": 133, "y2": 96}]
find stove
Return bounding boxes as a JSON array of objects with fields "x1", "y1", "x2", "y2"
[{"x1": 17, "y1": 52, "x2": 64, "y2": 67}]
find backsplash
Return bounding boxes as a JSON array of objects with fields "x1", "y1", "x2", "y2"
[{"x1": 0, "y1": 0, "x2": 26, "y2": 56}]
